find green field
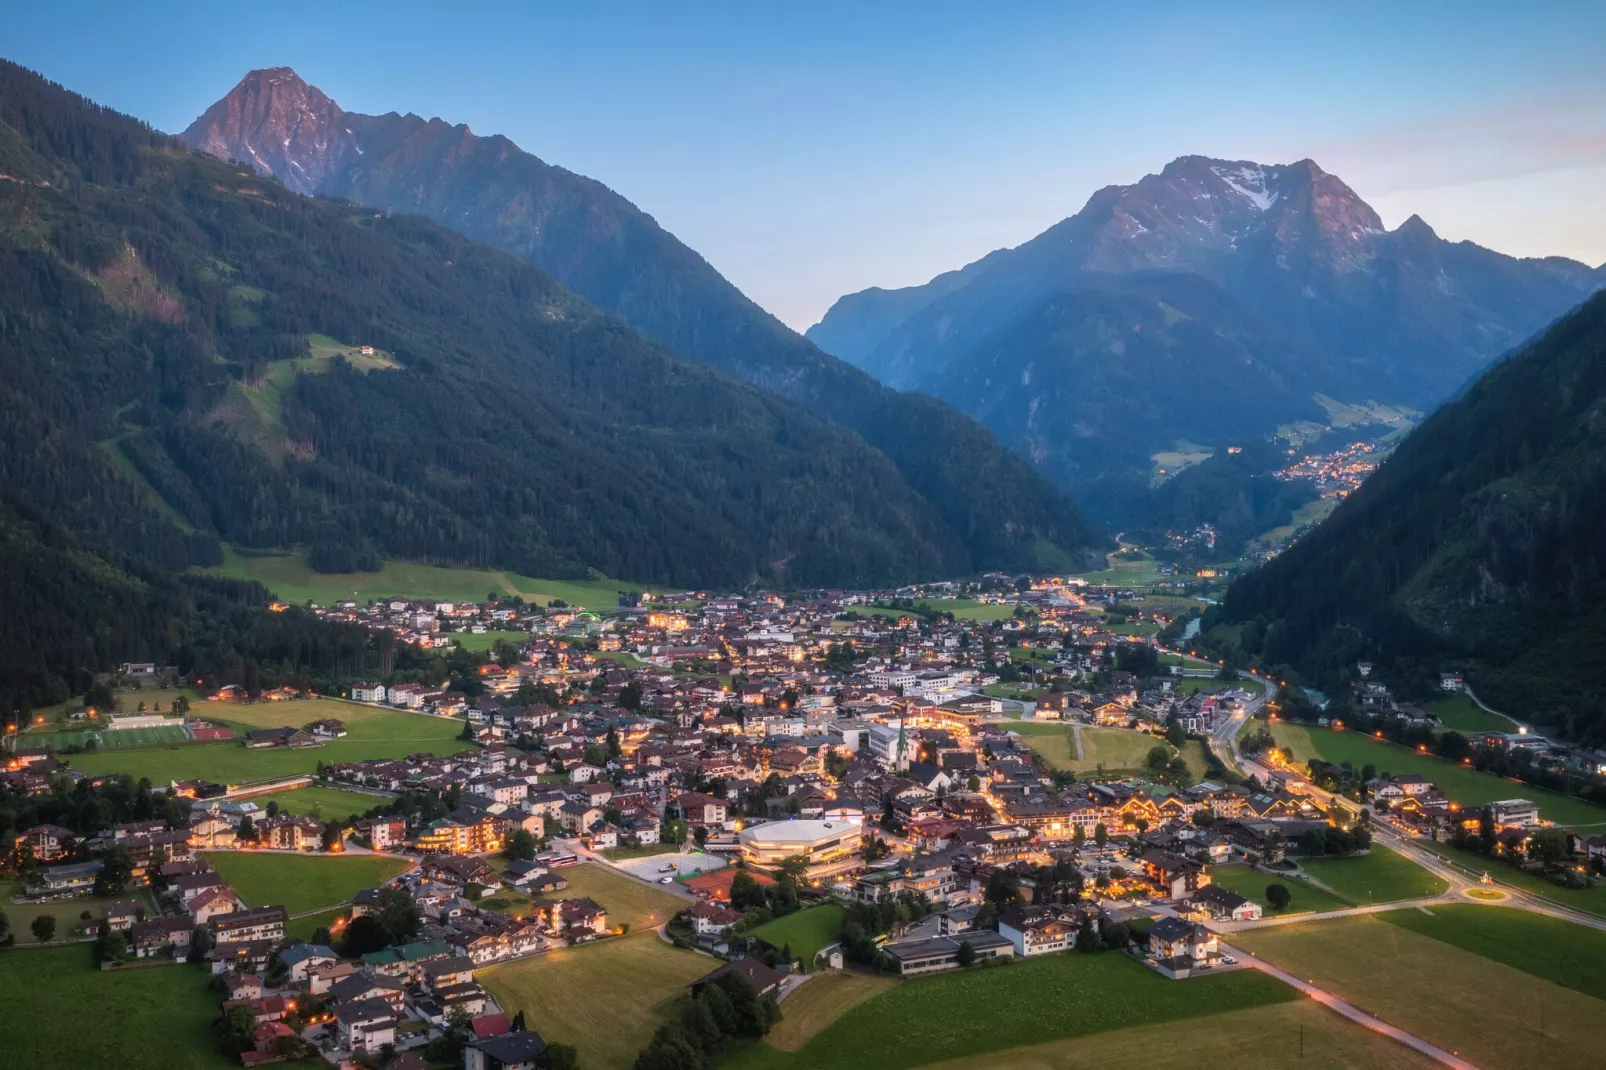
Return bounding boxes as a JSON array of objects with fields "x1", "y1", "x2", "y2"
[
  {"x1": 1381, "y1": 905, "x2": 1606, "y2": 1001},
  {"x1": 1, "y1": 881, "x2": 158, "y2": 943},
  {"x1": 760, "y1": 973, "x2": 899, "y2": 1053},
  {"x1": 1412, "y1": 839, "x2": 1606, "y2": 915},
  {"x1": 1268, "y1": 721, "x2": 1606, "y2": 828},
  {"x1": 1234, "y1": 914, "x2": 1606, "y2": 1070},
  {"x1": 448, "y1": 630, "x2": 529, "y2": 651},
  {"x1": 725, "y1": 952, "x2": 1293, "y2": 1070},
  {"x1": 1428, "y1": 693, "x2": 1516, "y2": 734},
  {"x1": 65, "y1": 697, "x2": 464, "y2": 784},
  {"x1": 481, "y1": 932, "x2": 709, "y2": 1070},
  {"x1": 601, "y1": 844, "x2": 680, "y2": 861},
  {"x1": 750, "y1": 904, "x2": 845, "y2": 968},
  {"x1": 1025, "y1": 726, "x2": 1167, "y2": 776},
  {"x1": 1207, "y1": 864, "x2": 1347, "y2": 915},
  {"x1": 550, "y1": 863, "x2": 687, "y2": 932},
  {"x1": 286, "y1": 906, "x2": 347, "y2": 943},
  {"x1": 204, "y1": 852, "x2": 409, "y2": 914},
  {"x1": 201, "y1": 544, "x2": 638, "y2": 608},
  {"x1": 0, "y1": 946, "x2": 236, "y2": 1069},
  {"x1": 920, "y1": 1000, "x2": 1437, "y2": 1070},
  {"x1": 266, "y1": 785, "x2": 387, "y2": 821},
  {"x1": 1298, "y1": 846, "x2": 1448, "y2": 904}
]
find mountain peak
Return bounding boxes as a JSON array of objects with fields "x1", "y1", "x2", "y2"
[
  {"x1": 1396, "y1": 213, "x2": 1438, "y2": 239},
  {"x1": 181, "y1": 68, "x2": 350, "y2": 195}
]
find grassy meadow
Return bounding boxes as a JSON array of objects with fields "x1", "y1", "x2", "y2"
[
  {"x1": 1267, "y1": 721, "x2": 1606, "y2": 828},
  {"x1": 725, "y1": 952, "x2": 1292, "y2": 1070},
  {"x1": 1233, "y1": 914, "x2": 1606, "y2": 1070},
  {"x1": 203, "y1": 851, "x2": 410, "y2": 914},
  {"x1": 201, "y1": 544, "x2": 638, "y2": 608},
  {"x1": 480, "y1": 932, "x2": 710, "y2": 1069},
  {"x1": 0, "y1": 946, "x2": 236, "y2": 1069},
  {"x1": 64, "y1": 697, "x2": 464, "y2": 785},
  {"x1": 750, "y1": 904, "x2": 845, "y2": 968}
]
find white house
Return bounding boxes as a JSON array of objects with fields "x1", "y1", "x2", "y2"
[{"x1": 351, "y1": 681, "x2": 387, "y2": 703}]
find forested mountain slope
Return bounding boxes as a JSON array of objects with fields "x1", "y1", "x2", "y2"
[
  {"x1": 1211, "y1": 290, "x2": 1606, "y2": 739},
  {"x1": 0, "y1": 58, "x2": 1043, "y2": 591},
  {"x1": 0, "y1": 59, "x2": 1111, "y2": 705},
  {"x1": 182, "y1": 68, "x2": 1105, "y2": 573}
]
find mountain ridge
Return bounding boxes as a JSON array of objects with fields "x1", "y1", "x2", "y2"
[
  {"x1": 806, "y1": 154, "x2": 1605, "y2": 515},
  {"x1": 182, "y1": 67, "x2": 1108, "y2": 573}
]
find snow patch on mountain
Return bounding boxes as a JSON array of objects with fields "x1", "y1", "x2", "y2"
[{"x1": 1210, "y1": 164, "x2": 1278, "y2": 211}]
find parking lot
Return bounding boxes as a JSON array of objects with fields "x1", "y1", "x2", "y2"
[{"x1": 613, "y1": 850, "x2": 728, "y2": 883}]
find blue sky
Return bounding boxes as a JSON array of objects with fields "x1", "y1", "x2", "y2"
[{"x1": 8, "y1": 1, "x2": 1605, "y2": 327}]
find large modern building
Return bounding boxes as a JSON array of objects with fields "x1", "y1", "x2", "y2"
[{"x1": 737, "y1": 818, "x2": 863, "y2": 880}]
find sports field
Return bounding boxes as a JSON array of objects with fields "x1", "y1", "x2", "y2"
[
  {"x1": 448, "y1": 630, "x2": 528, "y2": 651},
  {"x1": 202, "y1": 545, "x2": 638, "y2": 609},
  {"x1": 26, "y1": 723, "x2": 193, "y2": 751},
  {"x1": 1298, "y1": 846, "x2": 1448, "y2": 904},
  {"x1": 750, "y1": 903, "x2": 845, "y2": 968},
  {"x1": 0, "y1": 946, "x2": 235, "y2": 1069},
  {"x1": 1268, "y1": 722, "x2": 1606, "y2": 828},
  {"x1": 480, "y1": 932, "x2": 709, "y2": 1070},
  {"x1": 1232, "y1": 914, "x2": 1606, "y2": 1070},
  {"x1": 203, "y1": 851, "x2": 410, "y2": 914},
  {"x1": 917, "y1": 1000, "x2": 1436, "y2": 1070},
  {"x1": 64, "y1": 697, "x2": 464, "y2": 784},
  {"x1": 1380, "y1": 904, "x2": 1606, "y2": 1000},
  {"x1": 1207, "y1": 865, "x2": 1347, "y2": 914},
  {"x1": 724, "y1": 950, "x2": 1293, "y2": 1070}
]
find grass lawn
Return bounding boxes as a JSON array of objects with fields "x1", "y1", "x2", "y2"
[
  {"x1": 2, "y1": 880, "x2": 157, "y2": 943},
  {"x1": 1429, "y1": 693, "x2": 1516, "y2": 734},
  {"x1": 480, "y1": 932, "x2": 709, "y2": 1070},
  {"x1": 202, "y1": 544, "x2": 638, "y2": 609},
  {"x1": 1381, "y1": 904, "x2": 1606, "y2": 1001},
  {"x1": 926, "y1": 599, "x2": 1019, "y2": 622},
  {"x1": 750, "y1": 904, "x2": 845, "y2": 968},
  {"x1": 0, "y1": 946, "x2": 238, "y2": 1069},
  {"x1": 65, "y1": 698, "x2": 464, "y2": 785},
  {"x1": 917, "y1": 999, "x2": 1437, "y2": 1070},
  {"x1": 724, "y1": 951, "x2": 1294, "y2": 1070},
  {"x1": 286, "y1": 907, "x2": 347, "y2": 943},
  {"x1": 762, "y1": 973, "x2": 899, "y2": 1052},
  {"x1": 1298, "y1": 845, "x2": 1448, "y2": 904},
  {"x1": 1022, "y1": 725, "x2": 1177, "y2": 777},
  {"x1": 1233, "y1": 914, "x2": 1606, "y2": 1070},
  {"x1": 602, "y1": 844, "x2": 680, "y2": 861},
  {"x1": 448, "y1": 630, "x2": 529, "y2": 651},
  {"x1": 204, "y1": 852, "x2": 409, "y2": 914},
  {"x1": 1207, "y1": 865, "x2": 1348, "y2": 915},
  {"x1": 267, "y1": 785, "x2": 386, "y2": 821},
  {"x1": 1267, "y1": 721, "x2": 1606, "y2": 828},
  {"x1": 1411, "y1": 839, "x2": 1606, "y2": 916},
  {"x1": 1177, "y1": 740, "x2": 1216, "y2": 782},
  {"x1": 552, "y1": 863, "x2": 686, "y2": 932}
]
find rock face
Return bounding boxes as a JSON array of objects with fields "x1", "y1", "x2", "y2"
[
  {"x1": 184, "y1": 68, "x2": 351, "y2": 194},
  {"x1": 807, "y1": 155, "x2": 1605, "y2": 509},
  {"x1": 182, "y1": 69, "x2": 1109, "y2": 573}
]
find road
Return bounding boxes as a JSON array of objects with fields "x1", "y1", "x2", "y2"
[{"x1": 1154, "y1": 643, "x2": 1273, "y2": 774}]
